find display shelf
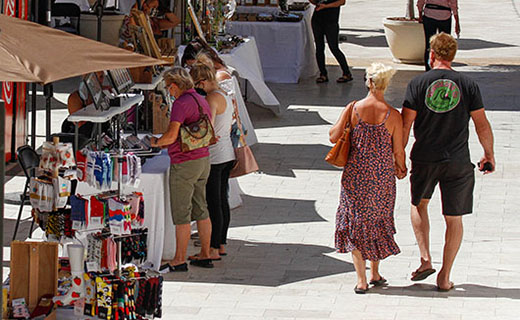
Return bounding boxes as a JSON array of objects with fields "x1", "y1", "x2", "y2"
[
  {"x1": 131, "y1": 67, "x2": 172, "y2": 90},
  {"x1": 67, "y1": 94, "x2": 144, "y2": 123},
  {"x1": 131, "y1": 73, "x2": 164, "y2": 91}
]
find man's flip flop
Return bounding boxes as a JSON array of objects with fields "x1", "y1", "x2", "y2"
[
  {"x1": 354, "y1": 286, "x2": 368, "y2": 294},
  {"x1": 436, "y1": 282, "x2": 455, "y2": 292},
  {"x1": 411, "y1": 268, "x2": 436, "y2": 281},
  {"x1": 369, "y1": 278, "x2": 387, "y2": 286}
]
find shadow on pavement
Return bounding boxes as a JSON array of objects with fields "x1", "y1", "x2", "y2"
[
  {"x1": 162, "y1": 239, "x2": 354, "y2": 287},
  {"x1": 339, "y1": 34, "x2": 388, "y2": 48},
  {"x1": 252, "y1": 143, "x2": 340, "y2": 177},
  {"x1": 457, "y1": 38, "x2": 516, "y2": 50},
  {"x1": 339, "y1": 28, "x2": 385, "y2": 34},
  {"x1": 264, "y1": 65, "x2": 520, "y2": 115},
  {"x1": 230, "y1": 195, "x2": 327, "y2": 227},
  {"x1": 337, "y1": 26, "x2": 515, "y2": 51},
  {"x1": 250, "y1": 107, "x2": 331, "y2": 129},
  {"x1": 369, "y1": 283, "x2": 520, "y2": 299}
]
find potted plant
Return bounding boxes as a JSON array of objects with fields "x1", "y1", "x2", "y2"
[{"x1": 383, "y1": 0, "x2": 425, "y2": 64}]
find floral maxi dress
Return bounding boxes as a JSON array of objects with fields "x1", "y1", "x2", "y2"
[{"x1": 335, "y1": 108, "x2": 401, "y2": 261}]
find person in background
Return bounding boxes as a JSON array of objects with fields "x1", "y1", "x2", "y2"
[
  {"x1": 330, "y1": 63, "x2": 406, "y2": 294},
  {"x1": 61, "y1": 71, "x2": 106, "y2": 137},
  {"x1": 150, "y1": 67, "x2": 214, "y2": 271},
  {"x1": 134, "y1": 0, "x2": 180, "y2": 36},
  {"x1": 417, "y1": 0, "x2": 460, "y2": 71},
  {"x1": 402, "y1": 33, "x2": 495, "y2": 291},
  {"x1": 181, "y1": 38, "x2": 233, "y2": 85},
  {"x1": 309, "y1": 0, "x2": 353, "y2": 83},
  {"x1": 190, "y1": 63, "x2": 236, "y2": 259}
]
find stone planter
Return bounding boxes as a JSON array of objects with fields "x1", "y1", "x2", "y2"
[{"x1": 383, "y1": 17, "x2": 425, "y2": 64}]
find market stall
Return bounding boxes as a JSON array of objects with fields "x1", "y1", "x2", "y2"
[
  {"x1": 226, "y1": 4, "x2": 318, "y2": 83},
  {"x1": 1, "y1": 1, "x2": 267, "y2": 316},
  {"x1": 0, "y1": 13, "x2": 167, "y2": 318}
]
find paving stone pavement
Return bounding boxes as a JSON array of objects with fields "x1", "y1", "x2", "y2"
[
  {"x1": 157, "y1": 103, "x2": 520, "y2": 320},
  {"x1": 157, "y1": 2, "x2": 520, "y2": 317}
]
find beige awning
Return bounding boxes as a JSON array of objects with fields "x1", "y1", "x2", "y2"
[{"x1": 0, "y1": 13, "x2": 166, "y2": 84}]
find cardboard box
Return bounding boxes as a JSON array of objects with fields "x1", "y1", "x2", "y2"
[{"x1": 10, "y1": 241, "x2": 58, "y2": 313}]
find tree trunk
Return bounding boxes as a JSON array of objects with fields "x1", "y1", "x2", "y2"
[{"x1": 406, "y1": 0, "x2": 415, "y2": 19}]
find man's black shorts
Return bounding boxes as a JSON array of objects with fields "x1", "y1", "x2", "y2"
[{"x1": 410, "y1": 161, "x2": 475, "y2": 216}]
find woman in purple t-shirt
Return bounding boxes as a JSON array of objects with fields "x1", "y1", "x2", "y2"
[{"x1": 150, "y1": 67, "x2": 215, "y2": 271}]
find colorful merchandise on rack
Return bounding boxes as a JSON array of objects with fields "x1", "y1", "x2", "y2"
[{"x1": 76, "y1": 149, "x2": 142, "y2": 189}]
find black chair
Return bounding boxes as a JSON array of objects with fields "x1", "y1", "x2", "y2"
[
  {"x1": 51, "y1": 3, "x2": 81, "y2": 34},
  {"x1": 13, "y1": 145, "x2": 40, "y2": 241}
]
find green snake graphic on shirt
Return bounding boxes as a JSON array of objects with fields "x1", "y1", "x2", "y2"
[{"x1": 425, "y1": 79, "x2": 461, "y2": 113}]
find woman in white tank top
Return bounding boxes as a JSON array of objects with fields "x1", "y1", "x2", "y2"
[{"x1": 190, "y1": 63, "x2": 236, "y2": 260}]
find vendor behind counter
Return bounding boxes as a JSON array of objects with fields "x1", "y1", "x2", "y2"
[{"x1": 61, "y1": 72, "x2": 111, "y2": 148}]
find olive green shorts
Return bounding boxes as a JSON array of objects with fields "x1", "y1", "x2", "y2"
[{"x1": 169, "y1": 156, "x2": 210, "y2": 225}]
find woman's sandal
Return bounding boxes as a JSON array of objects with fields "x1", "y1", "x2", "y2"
[
  {"x1": 190, "y1": 258, "x2": 214, "y2": 268},
  {"x1": 337, "y1": 74, "x2": 354, "y2": 83},
  {"x1": 316, "y1": 75, "x2": 329, "y2": 83},
  {"x1": 159, "y1": 262, "x2": 188, "y2": 273},
  {"x1": 369, "y1": 277, "x2": 387, "y2": 287},
  {"x1": 188, "y1": 254, "x2": 221, "y2": 261}
]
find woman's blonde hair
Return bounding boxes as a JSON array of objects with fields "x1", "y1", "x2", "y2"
[
  {"x1": 430, "y1": 32, "x2": 457, "y2": 61},
  {"x1": 195, "y1": 52, "x2": 215, "y2": 69},
  {"x1": 189, "y1": 61, "x2": 216, "y2": 84},
  {"x1": 163, "y1": 67, "x2": 194, "y2": 91},
  {"x1": 365, "y1": 63, "x2": 396, "y2": 92}
]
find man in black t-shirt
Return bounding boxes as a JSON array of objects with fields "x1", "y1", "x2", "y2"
[{"x1": 402, "y1": 33, "x2": 495, "y2": 292}]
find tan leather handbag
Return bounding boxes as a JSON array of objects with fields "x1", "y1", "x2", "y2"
[
  {"x1": 229, "y1": 99, "x2": 259, "y2": 178},
  {"x1": 325, "y1": 102, "x2": 355, "y2": 167}
]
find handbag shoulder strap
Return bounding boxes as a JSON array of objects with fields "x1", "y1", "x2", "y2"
[
  {"x1": 344, "y1": 100, "x2": 356, "y2": 130},
  {"x1": 187, "y1": 92, "x2": 205, "y2": 118},
  {"x1": 231, "y1": 93, "x2": 248, "y2": 147}
]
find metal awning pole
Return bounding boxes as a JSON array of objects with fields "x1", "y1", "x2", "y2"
[
  {"x1": 31, "y1": 0, "x2": 39, "y2": 148},
  {"x1": 0, "y1": 101, "x2": 6, "y2": 312},
  {"x1": 44, "y1": 84, "x2": 52, "y2": 141},
  {"x1": 96, "y1": 0, "x2": 105, "y2": 42},
  {"x1": 31, "y1": 84, "x2": 36, "y2": 148}
]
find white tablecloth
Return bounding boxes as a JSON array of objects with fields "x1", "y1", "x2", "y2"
[
  {"x1": 226, "y1": 7, "x2": 318, "y2": 84},
  {"x1": 178, "y1": 38, "x2": 281, "y2": 114},
  {"x1": 137, "y1": 151, "x2": 176, "y2": 266},
  {"x1": 219, "y1": 38, "x2": 281, "y2": 112}
]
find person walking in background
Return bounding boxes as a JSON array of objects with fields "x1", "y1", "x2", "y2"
[
  {"x1": 150, "y1": 67, "x2": 214, "y2": 271},
  {"x1": 418, "y1": 0, "x2": 460, "y2": 71},
  {"x1": 190, "y1": 63, "x2": 236, "y2": 260},
  {"x1": 330, "y1": 63, "x2": 407, "y2": 294},
  {"x1": 402, "y1": 33, "x2": 495, "y2": 291},
  {"x1": 310, "y1": 0, "x2": 353, "y2": 83}
]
